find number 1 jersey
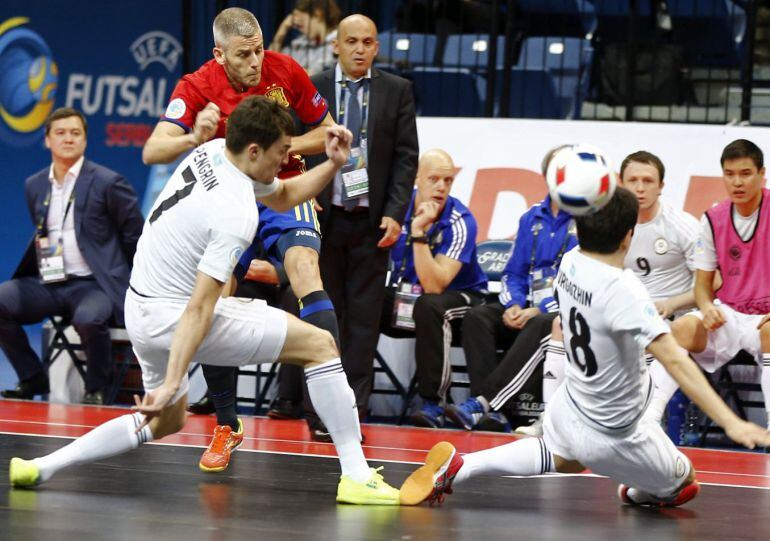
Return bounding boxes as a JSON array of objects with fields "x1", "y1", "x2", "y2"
[{"x1": 555, "y1": 249, "x2": 669, "y2": 433}]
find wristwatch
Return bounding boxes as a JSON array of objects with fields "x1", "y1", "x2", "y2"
[{"x1": 411, "y1": 233, "x2": 428, "y2": 244}]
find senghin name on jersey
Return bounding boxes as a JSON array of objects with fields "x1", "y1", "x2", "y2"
[
  {"x1": 193, "y1": 147, "x2": 219, "y2": 191},
  {"x1": 557, "y1": 270, "x2": 593, "y2": 307}
]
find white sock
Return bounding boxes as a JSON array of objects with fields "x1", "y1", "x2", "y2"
[
  {"x1": 33, "y1": 413, "x2": 153, "y2": 483},
  {"x1": 646, "y1": 358, "x2": 680, "y2": 423},
  {"x1": 761, "y1": 354, "x2": 770, "y2": 429},
  {"x1": 543, "y1": 340, "x2": 566, "y2": 405},
  {"x1": 475, "y1": 395, "x2": 490, "y2": 413},
  {"x1": 453, "y1": 437, "x2": 556, "y2": 485},
  {"x1": 305, "y1": 359, "x2": 370, "y2": 483}
]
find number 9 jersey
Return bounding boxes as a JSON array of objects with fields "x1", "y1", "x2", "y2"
[{"x1": 554, "y1": 248, "x2": 669, "y2": 433}]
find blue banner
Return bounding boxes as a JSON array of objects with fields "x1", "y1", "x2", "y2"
[{"x1": 0, "y1": 0, "x2": 182, "y2": 279}]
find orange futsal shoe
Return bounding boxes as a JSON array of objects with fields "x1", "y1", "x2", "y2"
[{"x1": 199, "y1": 419, "x2": 244, "y2": 473}]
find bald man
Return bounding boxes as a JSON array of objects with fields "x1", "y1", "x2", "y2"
[
  {"x1": 294, "y1": 13, "x2": 418, "y2": 425},
  {"x1": 379, "y1": 150, "x2": 488, "y2": 428}
]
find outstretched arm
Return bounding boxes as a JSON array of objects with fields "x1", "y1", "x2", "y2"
[
  {"x1": 647, "y1": 333, "x2": 770, "y2": 449},
  {"x1": 258, "y1": 125, "x2": 352, "y2": 212},
  {"x1": 134, "y1": 271, "x2": 224, "y2": 420}
]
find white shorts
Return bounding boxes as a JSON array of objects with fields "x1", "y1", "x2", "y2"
[
  {"x1": 124, "y1": 290, "x2": 288, "y2": 404},
  {"x1": 686, "y1": 302, "x2": 763, "y2": 373},
  {"x1": 544, "y1": 385, "x2": 691, "y2": 496}
]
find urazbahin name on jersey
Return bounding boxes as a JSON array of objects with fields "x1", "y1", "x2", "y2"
[
  {"x1": 193, "y1": 147, "x2": 219, "y2": 191},
  {"x1": 557, "y1": 271, "x2": 593, "y2": 307}
]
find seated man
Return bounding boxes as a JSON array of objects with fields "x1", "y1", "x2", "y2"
[
  {"x1": 659, "y1": 139, "x2": 770, "y2": 427},
  {"x1": 380, "y1": 149, "x2": 487, "y2": 428},
  {"x1": 446, "y1": 145, "x2": 577, "y2": 432},
  {"x1": 0, "y1": 107, "x2": 144, "y2": 404}
]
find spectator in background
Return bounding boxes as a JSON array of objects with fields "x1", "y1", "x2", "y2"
[
  {"x1": 309, "y1": 14, "x2": 418, "y2": 425},
  {"x1": 445, "y1": 145, "x2": 577, "y2": 433},
  {"x1": 270, "y1": 0, "x2": 341, "y2": 75},
  {"x1": 381, "y1": 149, "x2": 487, "y2": 428},
  {"x1": 0, "y1": 107, "x2": 144, "y2": 405}
]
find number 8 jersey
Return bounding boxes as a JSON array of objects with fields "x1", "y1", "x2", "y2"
[{"x1": 555, "y1": 248, "x2": 669, "y2": 433}]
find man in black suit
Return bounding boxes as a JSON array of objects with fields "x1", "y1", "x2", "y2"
[
  {"x1": 306, "y1": 14, "x2": 419, "y2": 419},
  {"x1": 0, "y1": 107, "x2": 144, "y2": 404}
]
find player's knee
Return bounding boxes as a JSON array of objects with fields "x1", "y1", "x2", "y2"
[
  {"x1": 554, "y1": 455, "x2": 585, "y2": 474},
  {"x1": 306, "y1": 328, "x2": 338, "y2": 362},
  {"x1": 670, "y1": 316, "x2": 701, "y2": 351},
  {"x1": 413, "y1": 294, "x2": 442, "y2": 320},
  {"x1": 759, "y1": 319, "x2": 770, "y2": 339},
  {"x1": 285, "y1": 247, "x2": 321, "y2": 283},
  {"x1": 150, "y1": 409, "x2": 186, "y2": 439}
]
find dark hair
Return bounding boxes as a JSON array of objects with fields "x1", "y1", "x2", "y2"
[
  {"x1": 226, "y1": 96, "x2": 294, "y2": 153},
  {"x1": 45, "y1": 107, "x2": 87, "y2": 135},
  {"x1": 575, "y1": 187, "x2": 638, "y2": 254},
  {"x1": 541, "y1": 144, "x2": 574, "y2": 176},
  {"x1": 721, "y1": 139, "x2": 764, "y2": 170},
  {"x1": 620, "y1": 150, "x2": 665, "y2": 182},
  {"x1": 295, "y1": 0, "x2": 341, "y2": 28}
]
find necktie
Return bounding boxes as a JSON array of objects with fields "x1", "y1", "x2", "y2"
[
  {"x1": 343, "y1": 79, "x2": 363, "y2": 211},
  {"x1": 345, "y1": 79, "x2": 363, "y2": 147}
]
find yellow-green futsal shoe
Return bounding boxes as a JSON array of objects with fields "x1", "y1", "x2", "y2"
[
  {"x1": 336, "y1": 467, "x2": 400, "y2": 505},
  {"x1": 10, "y1": 457, "x2": 40, "y2": 488}
]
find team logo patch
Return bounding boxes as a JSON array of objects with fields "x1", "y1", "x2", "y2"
[
  {"x1": 643, "y1": 302, "x2": 658, "y2": 320},
  {"x1": 729, "y1": 245, "x2": 741, "y2": 261},
  {"x1": 675, "y1": 456, "x2": 686, "y2": 479},
  {"x1": 653, "y1": 237, "x2": 669, "y2": 255},
  {"x1": 694, "y1": 238, "x2": 705, "y2": 255},
  {"x1": 265, "y1": 86, "x2": 289, "y2": 108},
  {"x1": 229, "y1": 246, "x2": 244, "y2": 266},
  {"x1": 312, "y1": 91, "x2": 323, "y2": 107},
  {"x1": 165, "y1": 98, "x2": 186, "y2": 119}
]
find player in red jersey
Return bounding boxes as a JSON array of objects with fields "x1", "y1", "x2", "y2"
[{"x1": 142, "y1": 7, "x2": 343, "y2": 472}]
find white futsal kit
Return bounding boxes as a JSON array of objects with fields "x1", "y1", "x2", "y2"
[
  {"x1": 623, "y1": 202, "x2": 698, "y2": 302},
  {"x1": 544, "y1": 249, "x2": 691, "y2": 495},
  {"x1": 126, "y1": 139, "x2": 288, "y2": 402}
]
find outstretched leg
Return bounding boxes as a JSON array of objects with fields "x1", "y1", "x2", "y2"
[
  {"x1": 278, "y1": 313, "x2": 399, "y2": 505},
  {"x1": 10, "y1": 393, "x2": 188, "y2": 487},
  {"x1": 400, "y1": 437, "x2": 583, "y2": 505}
]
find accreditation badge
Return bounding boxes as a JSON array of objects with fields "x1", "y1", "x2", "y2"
[
  {"x1": 392, "y1": 282, "x2": 423, "y2": 330},
  {"x1": 35, "y1": 236, "x2": 66, "y2": 283},
  {"x1": 341, "y1": 146, "x2": 369, "y2": 201},
  {"x1": 530, "y1": 268, "x2": 555, "y2": 306}
]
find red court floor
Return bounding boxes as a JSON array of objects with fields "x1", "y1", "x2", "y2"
[{"x1": 1, "y1": 399, "x2": 768, "y2": 490}]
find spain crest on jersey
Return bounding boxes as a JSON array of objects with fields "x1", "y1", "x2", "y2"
[{"x1": 265, "y1": 86, "x2": 290, "y2": 108}]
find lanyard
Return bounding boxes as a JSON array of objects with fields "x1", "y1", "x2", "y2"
[
  {"x1": 338, "y1": 78, "x2": 369, "y2": 143},
  {"x1": 528, "y1": 217, "x2": 574, "y2": 275},
  {"x1": 395, "y1": 208, "x2": 440, "y2": 285},
  {"x1": 37, "y1": 185, "x2": 75, "y2": 239}
]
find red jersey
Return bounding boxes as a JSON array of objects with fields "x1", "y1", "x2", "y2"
[
  {"x1": 162, "y1": 51, "x2": 328, "y2": 135},
  {"x1": 161, "y1": 52, "x2": 327, "y2": 178}
]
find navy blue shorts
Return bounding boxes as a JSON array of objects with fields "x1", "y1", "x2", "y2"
[{"x1": 257, "y1": 201, "x2": 321, "y2": 265}]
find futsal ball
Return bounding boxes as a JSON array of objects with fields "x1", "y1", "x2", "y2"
[{"x1": 545, "y1": 144, "x2": 616, "y2": 216}]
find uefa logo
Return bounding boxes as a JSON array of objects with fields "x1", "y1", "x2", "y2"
[{"x1": 0, "y1": 17, "x2": 57, "y2": 147}]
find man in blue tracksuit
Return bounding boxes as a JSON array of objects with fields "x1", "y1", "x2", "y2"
[
  {"x1": 379, "y1": 150, "x2": 487, "y2": 428},
  {"x1": 447, "y1": 146, "x2": 578, "y2": 433}
]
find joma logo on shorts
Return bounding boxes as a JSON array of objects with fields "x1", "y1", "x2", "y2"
[{"x1": 295, "y1": 230, "x2": 318, "y2": 238}]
